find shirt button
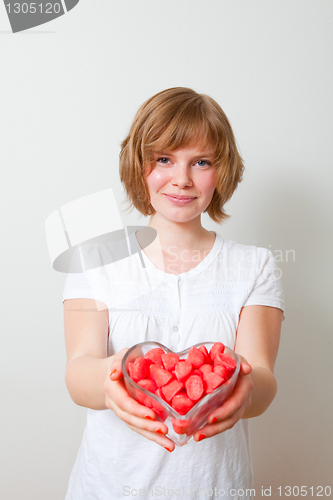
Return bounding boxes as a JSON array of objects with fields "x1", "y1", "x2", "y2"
[{"x1": 173, "y1": 326, "x2": 178, "y2": 332}]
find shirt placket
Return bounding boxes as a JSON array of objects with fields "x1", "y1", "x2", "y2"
[{"x1": 169, "y1": 275, "x2": 180, "y2": 351}]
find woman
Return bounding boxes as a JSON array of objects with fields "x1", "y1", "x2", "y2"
[{"x1": 63, "y1": 87, "x2": 284, "y2": 499}]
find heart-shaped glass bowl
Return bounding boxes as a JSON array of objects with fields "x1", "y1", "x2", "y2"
[{"x1": 122, "y1": 341, "x2": 240, "y2": 446}]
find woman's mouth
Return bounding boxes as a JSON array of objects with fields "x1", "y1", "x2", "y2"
[{"x1": 163, "y1": 194, "x2": 197, "y2": 205}]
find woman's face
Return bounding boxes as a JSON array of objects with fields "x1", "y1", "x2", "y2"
[{"x1": 145, "y1": 144, "x2": 217, "y2": 225}]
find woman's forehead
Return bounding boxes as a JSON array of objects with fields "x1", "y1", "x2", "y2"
[
  {"x1": 153, "y1": 143, "x2": 216, "y2": 157},
  {"x1": 150, "y1": 136, "x2": 217, "y2": 155}
]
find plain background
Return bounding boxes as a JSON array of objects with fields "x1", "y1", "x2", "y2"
[{"x1": 1, "y1": 1, "x2": 332, "y2": 498}]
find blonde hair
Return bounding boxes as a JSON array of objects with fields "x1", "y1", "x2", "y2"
[{"x1": 119, "y1": 87, "x2": 244, "y2": 223}]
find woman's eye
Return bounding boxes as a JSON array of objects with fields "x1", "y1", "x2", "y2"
[
  {"x1": 196, "y1": 160, "x2": 210, "y2": 167},
  {"x1": 157, "y1": 157, "x2": 170, "y2": 164}
]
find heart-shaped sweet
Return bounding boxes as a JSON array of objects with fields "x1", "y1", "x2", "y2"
[{"x1": 122, "y1": 341, "x2": 240, "y2": 446}]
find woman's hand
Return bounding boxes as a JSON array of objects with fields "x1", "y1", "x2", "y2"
[
  {"x1": 193, "y1": 306, "x2": 283, "y2": 442},
  {"x1": 193, "y1": 358, "x2": 253, "y2": 442},
  {"x1": 104, "y1": 349, "x2": 176, "y2": 452}
]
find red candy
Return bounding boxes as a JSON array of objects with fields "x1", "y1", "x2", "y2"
[
  {"x1": 172, "y1": 418, "x2": 190, "y2": 435},
  {"x1": 198, "y1": 345, "x2": 210, "y2": 363},
  {"x1": 204, "y1": 372, "x2": 224, "y2": 394},
  {"x1": 127, "y1": 342, "x2": 237, "y2": 415},
  {"x1": 136, "y1": 379, "x2": 157, "y2": 406},
  {"x1": 199, "y1": 364, "x2": 213, "y2": 375},
  {"x1": 144, "y1": 347, "x2": 165, "y2": 366},
  {"x1": 209, "y1": 342, "x2": 225, "y2": 361},
  {"x1": 149, "y1": 364, "x2": 173, "y2": 388},
  {"x1": 174, "y1": 360, "x2": 193, "y2": 382},
  {"x1": 213, "y1": 365, "x2": 228, "y2": 379},
  {"x1": 185, "y1": 375, "x2": 204, "y2": 401},
  {"x1": 214, "y1": 353, "x2": 237, "y2": 377},
  {"x1": 128, "y1": 357, "x2": 150, "y2": 382},
  {"x1": 187, "y1": 346, "x2": 205, "y2": 368},
  {"x1": 161, "y1": 380, "x2": 184, "y2": 402},
  {"x1": 162, "y1": 352, "x2": 179, "y2": 371},
  {"x1": 171, "y1": 394, "x2": 194, "y2": 415}
]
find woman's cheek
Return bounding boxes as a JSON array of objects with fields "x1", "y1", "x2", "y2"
[{"x1": 147, "y1": 169, "x2": 168, "y2": 192}]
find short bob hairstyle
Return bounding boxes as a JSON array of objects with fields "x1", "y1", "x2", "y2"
[{"x1": 119, "y1": 87, "x2": 244, "y2": 223}]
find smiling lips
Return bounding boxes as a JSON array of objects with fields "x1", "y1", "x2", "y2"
[{"x1": 163, "y1": 194, "x2": 197, "y2": 205}]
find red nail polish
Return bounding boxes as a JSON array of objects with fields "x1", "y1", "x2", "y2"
[
  {"x1": 144, "y1": 415, "x2": 153, "y2": 420},
  {"x1": 197, "y1": 433, "x2": 206, "y2": 442},
  {"x1": 110, "y1": 369, "x2": 117, "y2": 376},
  {"x1": 164, "y1": 446, "x2": 173, "y2": 452},
  {"x1": 156, "y1": 428, "x2": 165, "y2": 435},
  {"x1": 211, "y1": 417, "x2": 218, "y2": 424}
]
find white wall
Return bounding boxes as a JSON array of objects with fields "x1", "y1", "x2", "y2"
[{"x1": 1, "y1": 1, "x2": 332, "y2": 498}]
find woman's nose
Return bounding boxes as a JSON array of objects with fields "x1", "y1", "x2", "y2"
[{"x1": 171, "y1": 165, "x2": 193, "y2": 188}]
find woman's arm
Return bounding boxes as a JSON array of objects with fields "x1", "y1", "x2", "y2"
[
  {"x1": 64, "y1": 298, "x2": 176, "y2": 450},
  {"x1": 235, "y1": 304, "x2": 282, "y2": 418},
  {"x1": 64, "y1": 298, "x2": 111, "y2": 409},
  {"x1": 193, "y1": 305, "x2": 283, "y2": 441}
]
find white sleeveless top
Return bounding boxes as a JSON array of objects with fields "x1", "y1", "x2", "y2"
[{"x1": 63, "y1": 232, "x2": 284, "y2": 500}]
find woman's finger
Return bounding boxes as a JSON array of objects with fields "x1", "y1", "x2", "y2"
[
  {"x1": 240, "y1": 362, "x2": 252, "y2": 374},
  {"x1": 109, "y1": 348, "x2": 129, "y2": 380},
  {"x1": 207, "y1": 366, "x2": 253, "y2": 423},
  {"x1": 126, "y1": 423, "x2": 175, "y2": 451},
  {"x1": 194, "y1": 407, "x2": 247, "y2": 441},
  {"x1": 105, "y1": 377, "x2": 156, "y2": 420},
  {"x1": 109, "y1": 398, "x2": 166, "y2": 432}
]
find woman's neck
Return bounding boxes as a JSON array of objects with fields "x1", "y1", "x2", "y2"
[{"x1": 146, "y1": 214, "x2": 214, "y2": 254}]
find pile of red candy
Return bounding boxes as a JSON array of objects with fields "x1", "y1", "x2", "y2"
[{"x1": 127, "y1": 342, "x2": 237, "y2": 416}]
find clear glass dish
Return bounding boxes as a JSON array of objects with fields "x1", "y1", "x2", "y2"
[{"x1": 122, "y1": 341, "x2": 240, "y2": 446}]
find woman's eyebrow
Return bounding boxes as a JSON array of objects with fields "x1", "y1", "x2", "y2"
[
  {"x1": 193, "y1": 152, "x2": 215, "y2": 160},
  {"x1": 153, "y1": 151, "x2": 172, "y2": 156}
]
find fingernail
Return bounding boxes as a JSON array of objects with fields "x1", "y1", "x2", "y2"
[
  {"x1": 156, "y1": 428, "x2": 165, "y2": 435},
  {"x1": 197, "y1": 433, "x2": 206, "y2": 442},
  {"x1": 164, "y1": 446, "x2": 173, "y2": 452},
  {"x1": 144, "y1": 415, "x2": 154, "y2": 420},
  {"x1": 210, "y1": 417, "x2": 218, "y2": 424},
  {"x1": 110, "y1": 369, "x2": 117, "y2": 376}
]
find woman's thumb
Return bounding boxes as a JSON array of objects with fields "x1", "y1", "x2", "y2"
[{"x1": 109, "y1": 348, "x2": 129, "y2": 381}]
